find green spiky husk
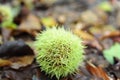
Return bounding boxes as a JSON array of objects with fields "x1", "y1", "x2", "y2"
[{"x1": 34, "y1": 28, "x2": 84, "y2": 79}]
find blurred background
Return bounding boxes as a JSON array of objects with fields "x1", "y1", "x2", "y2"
[
  {"x1": 0, "y1": 0, "x2": 119, "y2": 50},
  {"x1": 0, "y1": 0, "x2": 120, "y2": 79}
]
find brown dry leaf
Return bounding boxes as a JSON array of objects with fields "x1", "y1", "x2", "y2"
[
  {"x1": 80, "y1": 8, "x2": 108, "y2": 26},
  {"x1": 101, "y1": 31, "x2": 120, "y2": 40},
  {"x1": 94, "y1": 8, "x2": 108, "y2": 24},
  {"x1": 18, "y1": 14, "x2": 41, "y2": 36},
  {"x1": 1, "y1": 63, "x2": 36, "y2": 80},
  {"x1": 0, "y1": 59, "x2": 12, "y2": 67},
  {"x1": 89, "y1": 25, "x2": 115, "y2": 38},
  {"x1": 0, "y1": 55, "x2": 34, "y2": 69},
  {"x1": 0, "y1": 40, "x2": 34, "y2": 69},
  {"x1": 80, "y1": 10, "x2": 99, "y2": 26},
  {"x1": 10, "y1": 55, "x2": 34, "y2": 69},
  {"x1": 73, "y1": 29, "x2": 103, "y2": 51},
  {"x1": 0, "y1": 40, "x2": 34, "y2": 58},
  {"x1": 86, "y1": 62, "x2": 111, "y2": 80},
  {"x1": 73, "y1": 29, "x2": 94, "y2": 41},
  {"x1": 112, "y1": 37, "x2": 120, "y2": 42},
  {"x1": 41, "y1": 17, "x2": 57, "y2": 27},
  {"x1": 39, "y1": 0, "x2": 57, "y2": 6}
]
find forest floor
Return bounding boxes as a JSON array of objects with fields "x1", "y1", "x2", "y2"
[{"x1": 0, "y1": 0, "x2": 120, "y2": 80}]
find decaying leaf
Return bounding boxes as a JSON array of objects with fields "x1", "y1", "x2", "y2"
[
  {"x1": 80, "y1": 10, "x2": 99, "y2": 26},
  {"x1": 41, "y1": 17, "x2": 57, "y2": 27},
  {"x1": 86, "y1": 62, "x2": 111, "y2": 80},
  {"x1": 39, "y1": 0, "x2": 57, "y2": 6},
  {"x1": 1, "y1": 63, "x2": 37, "y2": 80},
  {"x1": 79, "y1": 7, "x2": 108, "y2": 26},
  {"x1": 0, "y1": 40, "x2": 34, "y2": 58},
  {"x1": 101, "y1": 31, "x2": 120, "y2": 40},
  {"x1": 0, "y1": 40, "x2": 34, "y2": 69},
  {"x1": 0, "y1": 59, "x2": 11, "y2": 67},
  {"x1": 10, "y1": 55, "x2": 34, "y2": 69},
  {"x1": 0, "y1": 55, "x2": 34, "y2": 69},
  {"x1": 112, "y1": 37, "x2": 120, "y2": 42},
  {"x1": 73, "y1": 29, "x2": 94, "y2": 41},
  {"x1": 94, "y1": 8, "x2": 108, "y2": 24},
  {"x1": 90, "y1": 25, "x2": 116, "y2": 38},
  {"x1": 73, "y1": 29, "x2": 103, "y2": 51},
  {"x1": 18, "y1": 14, "x2": 41, "y2": 36}
]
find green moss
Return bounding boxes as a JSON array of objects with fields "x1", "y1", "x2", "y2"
[{"x1": 34, "y1": 28, "x2": 84, "y2": 79}]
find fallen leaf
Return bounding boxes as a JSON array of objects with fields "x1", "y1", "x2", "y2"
[
  {"x1": 80, "y1": 10, "x2": 98, "y2": 26},
  {"x1": 0, "y1": 40, "x2": 34, "y2": 58},
  {"x1": 112, "y1": 37, "x2": 120, "y2": 42},
  {"x1": 80, "y1": 7, "x2": 108, "y2": 26},
  {"x1": 1, "y1": 63, "x2": 37, "y2": 80},
  {"x1": 0, "y1": 40, "x2": 34, "y2": 69},
  {"x1": 0, "y1": 59, "x2": 11, "y2": 67},
  {"x1": 90, "y1": 25, "x2": 115, "y2": 38},
  {"x1": 41, "y1": 17, "x2": 57, "y2": 27},
  {"x1": 18, "y1": 14, "x2": 41, "y2": 36},
  {"x1": 94, "y1": 8, "x2": 108, "y2": 23},
  {"x1": 101, "y1": 31, "x2": 120, "y2": 40},
  {"x1": 0, "y1": 55, "x2": 34, "y2": 69},
  {"x1": 73, "y1": 29, "x2": 103, "y2": 51},
  {"x1": 73, "y1": 29, "x2": 94, "y2": 41},
  {"x1": 39, "y1": 0, "x2": 57, "y2": 6},
  {"x1": 10, "y1": 55, "x2": 34, "y2": 69},
  {"x1": 86, "y1": 62, "x2": 111, "y2": 80}
]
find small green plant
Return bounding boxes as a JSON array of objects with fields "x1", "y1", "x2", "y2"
[
  {"x1": 0, "y1": 5, "x2": 16, "y2": 28},
  {"x1": 98, "y1": 1, "x2": 112, "y2": 12},
  {"x1": 103, "y1": 43, "x2": 120, "y2": 64},
  {"x1": 34, "y1": 27, "x2": 84, "y2": 79},
  {"x1": 0, "y1": 5, "x2": 13, "y2": 21}
]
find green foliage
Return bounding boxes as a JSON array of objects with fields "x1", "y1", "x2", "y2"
[
  {"x1": 0, "y1": 5, "x2": 17, "y2": 29},
  {"x1": 98, "y1": 1, "x2": 112, "y2": 12},
  {"x1": 103, "y1": 43, "x2": 120, "y2": 64},
  {"x1": 0, "y1": 5, "x2": 13, "y2": 22},
  {"x1": 34, "y1": 28, "x2": 84, "y2": 79},
  {"x1": 1, "y1": 21, "x2": 17, "y2": 29}
]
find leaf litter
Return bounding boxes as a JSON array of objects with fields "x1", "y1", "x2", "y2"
[{"x1": 0, "y1": 0, "x2": 120, "y2": 80}]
